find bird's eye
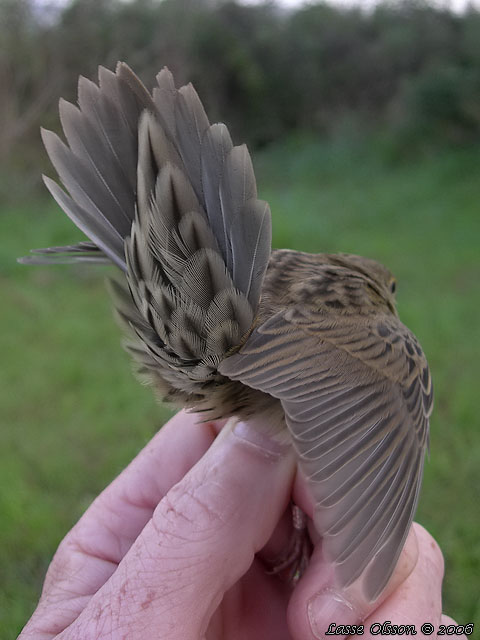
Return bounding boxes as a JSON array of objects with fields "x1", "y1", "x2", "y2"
[{"x1": 390, "y1": 280, "x2": 397, "y2": 294}]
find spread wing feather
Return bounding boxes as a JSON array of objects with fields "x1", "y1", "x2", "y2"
[
  {"x1": 20, "y1": 62, "x2": 271, "y2": 403},
  {"x1": 121, "y1": 118, "x2": 264, "y2": 389},
  {"x1": 201, "y1": 124, "x2": 234, "y2": 259},
  {"x1": 174, "y1": 84, "x2": 210, "y2": 200},
  {"x1": 34, "y1": 175, "x2": 126, "y2": 268},
  {"x1": 19, "y1": 242, "x2": 111, "y2": 265},
  {"x1": 219, "y1": 310, "x2": 432, "y2": 601},
  {"x1": 20, "y1": 65, "x2": 153, "y2": 268}
]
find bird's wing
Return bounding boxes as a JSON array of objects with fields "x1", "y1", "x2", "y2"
[
  {"x1": 118, "y1": 108, "x2": 271, "y2": 389},
  {"x1": 20, "y1": 62, "x2": 272, "y2": 295},
  {"x1": 19, "y1": 64, "x2": 156, "y2": 269},
  {"x1": 22, "y1": 63, "x2": 272, "y2": 392},
  {"x1": 19, "y1": 241, "x2": 111, "y2": 265},
  {"x1": 219, "y1": 307, "x2": 432, "y2": 601}
]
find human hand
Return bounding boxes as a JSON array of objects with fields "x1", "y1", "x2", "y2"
[{"x1": 20, "y1": 411, "x2": 464, "y2": 639}]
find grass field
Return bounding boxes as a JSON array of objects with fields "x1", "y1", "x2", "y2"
[{"x1": 1, "y1": 136, "x2": 479, "y2": 635}]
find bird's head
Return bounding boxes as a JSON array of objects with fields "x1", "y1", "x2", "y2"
[{"x1": 324, "y1": 253, "x2": 398, "y2": 314}]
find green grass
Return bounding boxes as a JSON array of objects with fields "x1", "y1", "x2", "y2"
[{"x1": 1, "y1": 136, "x2": 479, "y2": 634}]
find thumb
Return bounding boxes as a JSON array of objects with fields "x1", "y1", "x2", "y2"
[{"x1": 61, "y1": 417, "x2": 296, "y2": 640}]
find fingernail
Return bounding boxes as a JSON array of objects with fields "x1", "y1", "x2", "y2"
[
  {"x1": 232, "y1": 419, "x2": 290, "y2": 457},
  {"x1": 307, "y1": 589, "x2": 360, "y2": 639}
]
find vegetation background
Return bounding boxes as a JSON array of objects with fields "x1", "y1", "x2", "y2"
[{"x1": 1, "y1": 0, "x2": 479, "y2": 635}]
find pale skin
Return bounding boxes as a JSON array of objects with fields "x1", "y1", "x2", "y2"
[{"x1": 20, "y1": 412, "x2": 465, "y2": 640}]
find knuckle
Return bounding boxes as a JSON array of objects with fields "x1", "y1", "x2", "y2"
[
  {"x1": 414, "y1": 522, "x2": 445, "y2": 579},
  {"x1": 153, "y1": 475, "x2": 230, "y2": 545},
  {"x1": 41, "y1": 537, "x2": 76, "y2": 596},
  {"x1": 40, "y1": 531, "x2": 101, "y2": 602},
  {"x1": 396, "y1": 527, "x2": 419, "y2": 580}
]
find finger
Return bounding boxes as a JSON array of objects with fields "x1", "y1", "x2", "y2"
[
  {"x1": 20, "y1": 410, "x2": 217, "y2": 640},
  {"x1": 257, "y1": 504, "x2": 295, "y2": 563},
  {"x1": 259, "y1": 466, "x2": 316, "y2": 567},
  {"x1": 58, "y1": 418, "x2": 296, "y2": 640},
  {"x1": 360, "y1": 523, "x2": 444, "y2": 639},
  {"x1": 440, "y1": 615, "x2": 468, "y2": 640},
  {"x1": 287, "y1": 523, "x2": 419, "y2": 640}
]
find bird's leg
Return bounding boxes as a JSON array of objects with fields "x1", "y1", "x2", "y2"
[{"x1": 266, "y1": 503, "x2": 313, "y2": 585}]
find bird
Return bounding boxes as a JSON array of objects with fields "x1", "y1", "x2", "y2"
[{"x1": 19, "y1": 62, "x2": 433, "y2": 603}]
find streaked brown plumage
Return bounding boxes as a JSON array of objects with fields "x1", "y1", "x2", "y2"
[{"x1": 20, "y1": 63, "x2": 433, "y2": 602}]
